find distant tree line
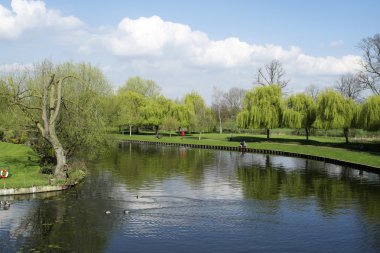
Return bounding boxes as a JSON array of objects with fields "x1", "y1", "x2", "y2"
[{"x1": 0, "y1": 34, "x2": 379, "y2": 179}]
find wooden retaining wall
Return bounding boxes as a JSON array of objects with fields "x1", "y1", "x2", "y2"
[{"x1": 121, "y1": 140, "x2": 380, "y2": 173}]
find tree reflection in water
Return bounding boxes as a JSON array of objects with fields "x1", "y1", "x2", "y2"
[{"x1": 0, "y1": 143, "x2": 379, "y2": 252}]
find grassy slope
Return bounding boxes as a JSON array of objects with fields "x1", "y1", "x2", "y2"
[
  {"x1": 0, "y1": 142, "x2": 48, "y2": 189},
  {"x1": 117, "y1": 133, "x2": 380, "y2": 169}
]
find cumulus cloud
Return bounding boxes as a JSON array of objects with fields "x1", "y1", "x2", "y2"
[
  {"x1": 295, "y1": 54, "x2": 361, "y2": 75},
  {"x1": 0, "y1": 0, "x2": 83, "y2": 39},
  {"x1": 90, "y1": 15, "x2": 361, "y2": 75},
  {"x1": 0, "y1": 1, "x2": 364, "y2": 102}
]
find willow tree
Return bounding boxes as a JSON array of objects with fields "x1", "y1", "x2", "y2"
[
  {"x1": 119, "y1": 76, "x2": 161, "y2": 98},
  {"x1": 0, "y1": 61, "x2": 111, "y2": 179},
  {"x1": 314, "y1": 89, "x2": 359, "y2": 144},
  {"x1": 141, "y1": 96, "x2": 173, "y2": 134},
  {"x1": 360, "y1": 95, "x2": 380, "y2": 131},
  {"x1": 116, "y1": 91, "x2": 145, "y2": 136},
  {"x1": 237, "y1": 85, "x2": 283, "y2": 140},
  {"x1": 184, "y1": 91, "x2": 214, "y2": 140},
  {"x1": 282, "y1": 94, "x2": 316, "y2": 141},
  {"x1": 161, "y1": 102, "x2": 189, "y2": 137}
]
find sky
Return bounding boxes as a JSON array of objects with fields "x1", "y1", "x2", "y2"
[{"x1": 0, "y1": 0, "x2": 379, "y2": 103}]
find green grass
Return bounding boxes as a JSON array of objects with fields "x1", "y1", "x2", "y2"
[
  {"x1": 0, "y1": 142, "x2": 49, "y2": 189},
  {"x1": 117, "y1": 132, "x2": 380, "y2": 169}
]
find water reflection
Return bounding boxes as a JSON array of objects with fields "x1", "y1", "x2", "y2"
[{"x1": 0, "y1": 143, "x2": 379, "y2": 252}]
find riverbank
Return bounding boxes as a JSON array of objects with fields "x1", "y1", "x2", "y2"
[
  {"x1": 117, "y1": 133, "x2": 380, "y2": 170},
  {"x1": 0, "y1": 142, "x2": 85, "y2": 194},
  {"x1": 0, "y1": 142, "x2": 49, "y2": 189}
]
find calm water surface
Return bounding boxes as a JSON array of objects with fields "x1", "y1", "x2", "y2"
[{"x1": 1, "y1": 143, "x2": 380, "y2": 252}]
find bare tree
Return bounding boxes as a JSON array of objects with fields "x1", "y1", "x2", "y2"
[
  {"x1": 304, "y1": 84, "x2": 320, "y2": 101},
  {"x1": 212, "y1": 86, "x2": 224, "y2": 134},
  {"x1": 334, "y1": 74, "x2": 364, "y2": 101},
  {"x1": 358, "y1": 34, "x2": 380, "y2": 95},
  {"x1": 257, "y1": 59, "x2": 290, "y2": 88},
  {"x1": 223, "y1": 87, "x2": 246, "y2": 118}
]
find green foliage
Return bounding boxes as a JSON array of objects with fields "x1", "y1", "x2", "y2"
[
  {"x1": 141, "y1": 96, "x2": 172, "y2": 129},
  {"x1": 283, "y1": 93, "x2": 316, "y2": 129},
  {"x1": 115, "y1": 91, "x2": 145, "y2": 131},
  {"x1": 170, "y1": 103, "x2": 191, "y2": 127},
  {"x1": 161, "y1": 115, "x2": 180, "y2": 134},
  {"x1": 119, "y1": 76, "x2": 161, "y2": 98},
  {"x1": 0, "y1": 61, "x2": 113, "y2": 159},
  {"x1": 314, "y1": 89, "x2": 360, "y2": 143},
  {"x1": 314, "y1": 89, "x2": 358, "y2": 129},
  {"x1": 184, "y1": 91, "x2": 215, "y2": 133},
  {"x1": 53, "y1": 62, "x2": 113, "y2": 157},
  {"x1": 66, "y1": 160, "x2": 87, "y2": 185},
  {"x1": 360, "y1": 95, "x2": 380, "y2": 131},
  {"x1": 237, "y1": 85, "x2": 283, "y2": 130},
  {"x1": 20, "y1": 131, "x2": 27, "y2": 144}
]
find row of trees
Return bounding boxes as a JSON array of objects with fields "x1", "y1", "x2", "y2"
[
  {"x1": 1, "y1": 63, "x2": 379, "y2": 179},
  {"x1": 237, "y1": 85, "x2": 379, "y2": 143},
  {"x1": 0, "y1": 34, "x2": 379, "y2": 180},
  {"x1": 109, "y1": 77, "x2": 215, "y2": 139}
]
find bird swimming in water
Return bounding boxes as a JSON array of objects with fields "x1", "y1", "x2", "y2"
[
  {"x1": 1, "y1": 201, "x2": 10, "y2": 210},
  {"x1": 105, "y1": 210, "x2": 111, "y2": 214},
  {"x1": 123, "y1": 210, "x2": 130, "y2": 214}
]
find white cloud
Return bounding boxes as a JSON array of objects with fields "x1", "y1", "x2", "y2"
[
  {"x1": 0, "y1": 1, "x2": 364, "y2": 103},
  {"x1": 0, "y1": 62, "x2": 33, "y2": 72},
  {"x1": 294, "y1": 54, "x2": 361, "y2": 75},
  {"x1": 0, "y1": 0, "x2": 83, "y2": 39},
  {"x1": 88, "y1": 15, "x2": 361, "y2": 75}
]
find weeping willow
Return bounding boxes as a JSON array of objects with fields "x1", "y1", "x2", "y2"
[
  {"x1": 360, "y1": 95, "x2": 380, "y2": 131},
  {"x1": 237, "y1": 85, "x2": 282, "y2": 140},
  {"x1": 314, "y1": 89, "x2": 359, "y2": 143},
  {"x1": 282, "y1": 94, "x2": 316, "y2": 140}
]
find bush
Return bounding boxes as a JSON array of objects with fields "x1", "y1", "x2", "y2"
[
  {"x1": 20, "y1": 131, "x2": 27, "y2": 144},
  {"x1": 66, "y1": 160, "x2": 87, "y2": 185},
  {"x1": 3, "y1": 130, "x2": 15, "y2": 143}
]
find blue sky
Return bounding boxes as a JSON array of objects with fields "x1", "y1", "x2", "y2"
[{"x1": 0, "y1": 0, "x2": 378, "y2": 103}]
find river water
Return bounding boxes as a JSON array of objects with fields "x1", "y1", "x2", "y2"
[{"x1": 1, "y1": 143, "x2": 380, "y2": 252}]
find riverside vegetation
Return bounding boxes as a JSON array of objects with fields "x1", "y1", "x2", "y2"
[{"x1": 0, "y1": 34, "x2": 379, "y2": 190}]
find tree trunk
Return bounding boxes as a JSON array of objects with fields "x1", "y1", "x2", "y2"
[
  {"x1": 48, "y1": 112, "x2": 67, "y2": 180},
  {"x1": 305, "y1": 128, "x2": 309, "y2": 141},
  {"x1": 53, "y1": 145, "x2": 67, "y2": 180},
  {"x1": 266, "y1": 128, "x2": 270, "y2": 140},
  {"x1": 199, "y1": 131, "x2": 202, "y2": 140},
  {"x1": 36, "y1": 75, "x2": 69, "y2": 180},
  {"x1": 129, "y1": 125, "x2": 132, "y2": 136},
  {"x1": 344, "y1": 128, "x2": 349, "y2": 144},
  {"x1": 218, "y1": 107, "x2": 222, "y2": 134}
]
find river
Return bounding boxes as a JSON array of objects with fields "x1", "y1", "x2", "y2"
[{"x1": 1, "y1": 143, "x2": 380, "y2": 252}]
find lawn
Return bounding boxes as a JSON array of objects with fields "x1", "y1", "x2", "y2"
[
  {"x1": 117, "y1": 132, "x2": 380, "y2": 169},
  {"x1": 0, "y1": 142, "x2": 49, "y2": 189}
]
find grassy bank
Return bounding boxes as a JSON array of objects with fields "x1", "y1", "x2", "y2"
[
  {"x1": 0, "y1": 142, "x2": 49, "y2": 189},
  {"x1": 117, "y1": 133, "x2": 380, "y2": 169}
]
